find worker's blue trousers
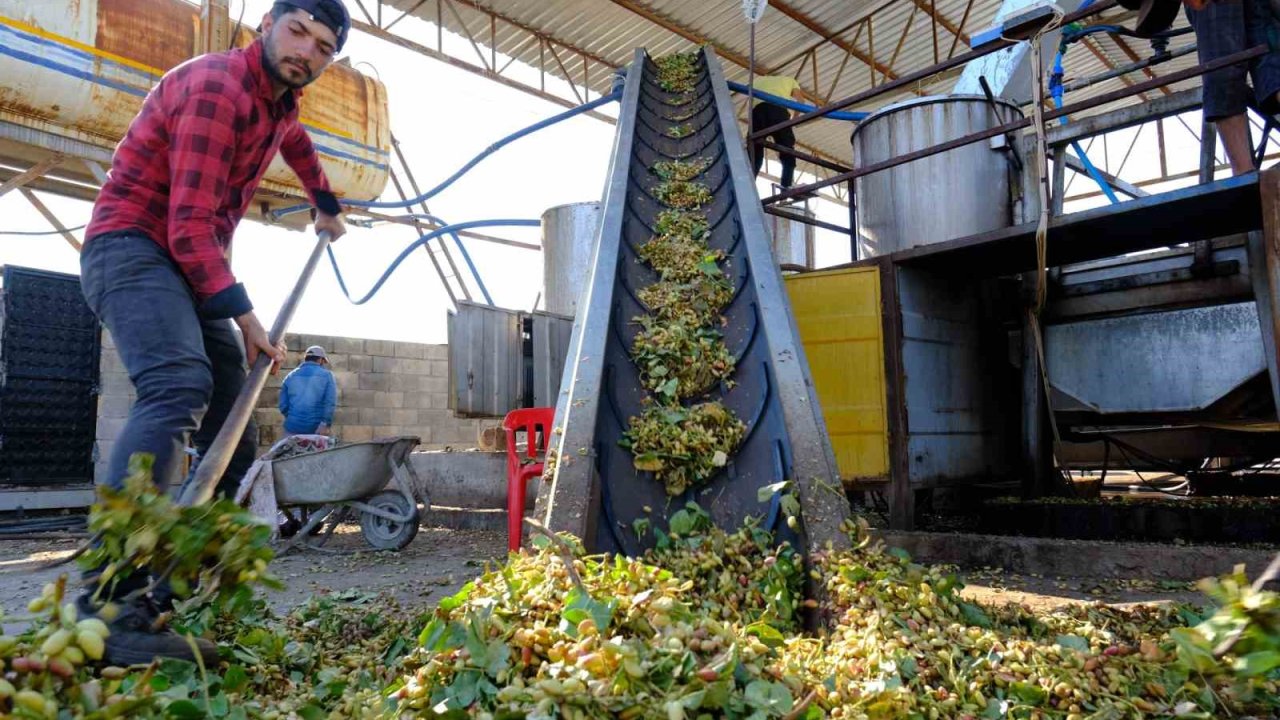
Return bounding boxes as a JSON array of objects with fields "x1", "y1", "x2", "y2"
[{"x1": 80, "y1": 232, "x2": 258, "y2": 499}]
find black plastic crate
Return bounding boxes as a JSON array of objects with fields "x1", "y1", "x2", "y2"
[
  {"x1": 0, "y1": 432, "x2": 94, "y2": 485},
  {"x1": 0, "y1": 321, "x2": 99, "y2": 382},
  {"x1": 1, "y1": 266, "x2": 97, "y2": 332},
  {"x1": 0, "y1": 377, "x2": 97, "y2": 432}
]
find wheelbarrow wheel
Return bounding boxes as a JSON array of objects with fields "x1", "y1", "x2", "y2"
[{"x1": 359, "y1": 491, "x2": 420, "y2": 550}]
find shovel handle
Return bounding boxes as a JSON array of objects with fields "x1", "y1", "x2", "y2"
[{"x1": 177, "y1": 230, "x2": 334, "y2": 507}]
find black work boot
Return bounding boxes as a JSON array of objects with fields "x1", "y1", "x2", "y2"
[{"x1": 77, "y1": 595, "x2": 219, "y2": 667}]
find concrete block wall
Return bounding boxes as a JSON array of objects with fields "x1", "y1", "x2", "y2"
[{"x1": 95, "y1": 331, "x2": 485, "y2": 483}]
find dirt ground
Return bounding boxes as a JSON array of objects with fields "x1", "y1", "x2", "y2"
[
  {"x1": 0, "y1": 526, "x2": 508, "y2": 625},
  {"x1": 0, "y1": 526, "x2": 1213, "y2": 624}
]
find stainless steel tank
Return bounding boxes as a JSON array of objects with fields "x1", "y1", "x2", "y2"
[
  {"x1": 541, "y1": 201, "x2": 601, "y2": 316},
  {"x1": 852, "y1": 95, "x2": 1034, "y2": 259},
  {"x1": 768, "y1": 206, "x2": 816, "y2": 269}
]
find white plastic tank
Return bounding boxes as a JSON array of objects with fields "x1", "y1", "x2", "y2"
[
  {"x1": 852, "y1": 95, "x2": 1036, "y2": 259},
  {"x1": 541, "y1": 201, "x2": 601, "y2": 317},
  {"x1": 0, "y1": 0, "x2": 390, "y2": 210}
]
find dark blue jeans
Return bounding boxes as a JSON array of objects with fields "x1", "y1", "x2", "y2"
[{"x1": 81, "y1": 232, "x2": 258, "y2": 500}]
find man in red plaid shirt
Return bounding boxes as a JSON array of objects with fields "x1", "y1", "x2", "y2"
[{"x1": 79, "y1": 0, "x2": 350, "y2": 664}]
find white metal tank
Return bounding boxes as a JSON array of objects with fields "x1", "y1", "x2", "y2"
[
  {"x1": 768, "y1": 206, "x2": 816, "y2": 269},
  {"x1": 852, "y1": 95, "x2": 1034, "y2": 259},
  {"x1": 0, "y1": 0, "x2": 390, "y2": 214},
  {"x1": 541, "y1": 201, "x2": 601, "y2": 316}
]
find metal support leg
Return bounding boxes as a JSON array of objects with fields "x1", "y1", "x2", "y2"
[
  {"x1": 1020, "y1": 276, "x2": 1052, "y2": 498},
  {"x1": 1250, "y1": 167, "x2": 1280, "y2": 416},
  {"x1": 1050, "y1": 146, "x2": 1066, "y2": 216},
  {"x1": 847, "y1": 180, "x2": 857, "y2": 261},
  {"x1": 1194, "y1": 118, "x2": 1219, "y2": 268},
  {"x1": 880, "y1": 260, "x2": 913, "y2": 530}
]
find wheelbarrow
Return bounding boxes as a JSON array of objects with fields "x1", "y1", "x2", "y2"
[{"x1": 272, "y1": 435, "x2": 427, "y2": 553}]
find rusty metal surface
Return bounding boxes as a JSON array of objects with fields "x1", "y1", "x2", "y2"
[{"x1": 0, "y1": 0, "x2": 390, "y2": 204}]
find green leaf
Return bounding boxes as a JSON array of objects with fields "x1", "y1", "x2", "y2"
[
  {"x1": 1056, "y1": 634, "x2": 1090, "y2": 654},
  {"x1": 780, "y1": 495, "x2": 801, "y2": 519},
  {"x1": 1232, "y1": 650, "x2": 1280, "y2": 677},
  {"x1": 165, "y1": 700, "x2": 204, "y2": 719},
  {"x1": 1172, "y1": 627, "x2": 1219, "y2": 673},
  {"x1": 297, "y1": 705, "x2": 326, "y2": 720},
  {"x1": 757, "y1": 482, "x2": 789, "y2": 503},
  {"x1": 1009, "y1": 681, "x2": 1047, "y2": 704},
  {"x1": 744, "y1": 680, "x2": 794, "y2": 714},
  {"x1": 981, "y1": 698, "x2": 1009, "y2": 719},
  {"x1": 745, "y1": 621, "x2": 787, "y2": 648},
  {"x1": 221, "y1": 665, "x2": 248, "y2": 693},
  {"x1": 633, "y1": 517, "x2": 651, "y2": 540},
  {"x1": 484, "y1": 639, "x2": 512, "y2": 677},
  {"x1": 887, "y1": 547, "x2": 912, "y2": 562},
  {"x1": 560, "y1": 587, "x2": 617, "y2": 635},
  {"x1": 634, "y1": 453, "x2": 665, "y2": 472},
  {"x1": 669, "y1": 509, "x2": 697, "y2": 536},
  {"x1": 439, "y1": 582, "x2": 475, "y2": 612},
  {"x1": 958, "y1": 601, "x2": 993, "y2": 629}
]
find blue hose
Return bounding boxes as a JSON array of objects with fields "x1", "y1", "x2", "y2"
[
  {"x1": 410, "y1": 212, "x2": 496, "y2": 305},
  {"x1": 272, "y1": 92, "x2": 621, "y2": 220},
  {"x1": 1049, "y1": 0, "x2": 1121, "y2": 204},
  {"x1": 726, "y1": 81, "x2": 869, "y2": 121},
  {"x1": 326, "y1": 218, "x2": 540, "y2": 305}
]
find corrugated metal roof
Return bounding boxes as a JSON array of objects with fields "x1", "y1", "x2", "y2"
[{"x1": 385, "y1": 0, "x2": 1197, "y2": 177}]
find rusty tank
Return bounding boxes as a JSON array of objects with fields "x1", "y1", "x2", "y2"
[{"x1": 0, "y1": 0, "x2": 390, "y2": 223}]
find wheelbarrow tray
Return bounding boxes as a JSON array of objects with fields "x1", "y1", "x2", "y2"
[{"x1": 271, "y1": 436, "x2": 420, "y2": 506}]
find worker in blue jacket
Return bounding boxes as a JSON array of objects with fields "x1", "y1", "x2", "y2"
[{"x1": 279, "y1": 345, "x2": 338, "y2": 436}]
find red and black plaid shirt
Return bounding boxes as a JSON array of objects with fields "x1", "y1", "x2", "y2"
[{"x1": 86, "y1": 39, "x2": 336, "y2": 319}]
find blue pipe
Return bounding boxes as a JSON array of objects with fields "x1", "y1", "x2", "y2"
[
  {"x1": 326, "y1": 218, "x2": 540, "y2": 305},
  {"x1": 726, "y1": 81, "x2": 868, "y2": 121},
  {"x1": 272, "y1": 91, "x2": 621, "y2": 220},
  {"x1": 412, "y1": 212, "x2": 495, "y2": 305},
  {"x1": 1048, "y1": 0, "x2": 1120, "y2": 204}
]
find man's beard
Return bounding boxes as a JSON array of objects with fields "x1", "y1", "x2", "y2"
[{"x1": 263, "y1": 43, "x2": 316, "y2": 90}]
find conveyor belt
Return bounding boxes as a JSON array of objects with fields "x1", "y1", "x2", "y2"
[{"x1": 537, "y1": 49, "x2": 850, "y2": 564}]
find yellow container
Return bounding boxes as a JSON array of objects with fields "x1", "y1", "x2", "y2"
[{"x1": 785, "y1": 267, "x2": 889, "y2": 485}]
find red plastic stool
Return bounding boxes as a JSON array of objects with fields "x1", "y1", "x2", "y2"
[{"x1": 503, "y1": 407, "x2": 554, "y2": 551}]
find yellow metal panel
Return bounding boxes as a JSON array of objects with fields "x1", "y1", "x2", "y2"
[{"x1": 785, "y1": 267, "x2": 888, "y2": 483}]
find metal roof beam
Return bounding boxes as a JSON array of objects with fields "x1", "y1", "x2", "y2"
[
  {"x1": 768, "y1": 0, "x2": 900, "y2": 81},
  {"x1": 350, "y1": 17, "x2": 617, "y2": 123},
  {"x1": 910, "y1": 0, "x2": 971, "y2": 47}
]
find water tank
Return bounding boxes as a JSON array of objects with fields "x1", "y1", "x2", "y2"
[
  {"x1": 768, "y1": 206, "x2": 816, "y2": 269},
  {"x1": 541, "y1": 201, "x2": 600, "y2": 316},
  {"x1": 0, "y1": 0, "x2": 390, "y2": 215},
  {"x1": 852, "y1": 95, "x2": 1033, "y2": 259}
]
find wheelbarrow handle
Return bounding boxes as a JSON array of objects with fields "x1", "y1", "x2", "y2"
[{"x1": 177, "y1": 230, "x2": 334, "y2": 507}]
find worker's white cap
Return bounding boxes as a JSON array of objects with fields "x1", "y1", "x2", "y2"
[{"x1": 304, "y1": 345, "x2": 327, "y2": 359}]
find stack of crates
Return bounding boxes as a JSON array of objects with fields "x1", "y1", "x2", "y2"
[{"x1": 0, "y1": 266, "x2": 100, "y2": 485}]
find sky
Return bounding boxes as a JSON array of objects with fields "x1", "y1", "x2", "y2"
[{"x1": 0, "y1": 0, "x2": 1263, "y2": 344}]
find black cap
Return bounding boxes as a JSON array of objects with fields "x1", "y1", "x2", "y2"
[{"x1": 274, "y1": 0, "x2": 350, "y2": 52}]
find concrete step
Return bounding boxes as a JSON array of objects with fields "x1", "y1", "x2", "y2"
[{"x1": 422, "y1": 506, "x2": 508, "y2": 532}]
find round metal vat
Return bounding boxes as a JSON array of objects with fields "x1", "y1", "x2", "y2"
[
  {"x1": 541, "y1": 201, "x2": 601, "y2": 316},
  {"x1": 851, "y1": 95, "x2": 1033, "y2": 259},
  {"x1": 768, "y1": 206, "x2": 816, "y2": 269}
]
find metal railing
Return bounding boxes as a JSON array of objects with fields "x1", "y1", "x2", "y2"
[{"x1": 745, "y1": 0, "x2": 1268, "y2": 240}]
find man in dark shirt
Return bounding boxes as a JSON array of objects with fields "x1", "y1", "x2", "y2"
[
  {"x1": 1185, "y1": 0, "x2": 1280, "y2": 174},
  {"x1": 78, "y1": 0, "x2": 350, "y2": 664}
]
